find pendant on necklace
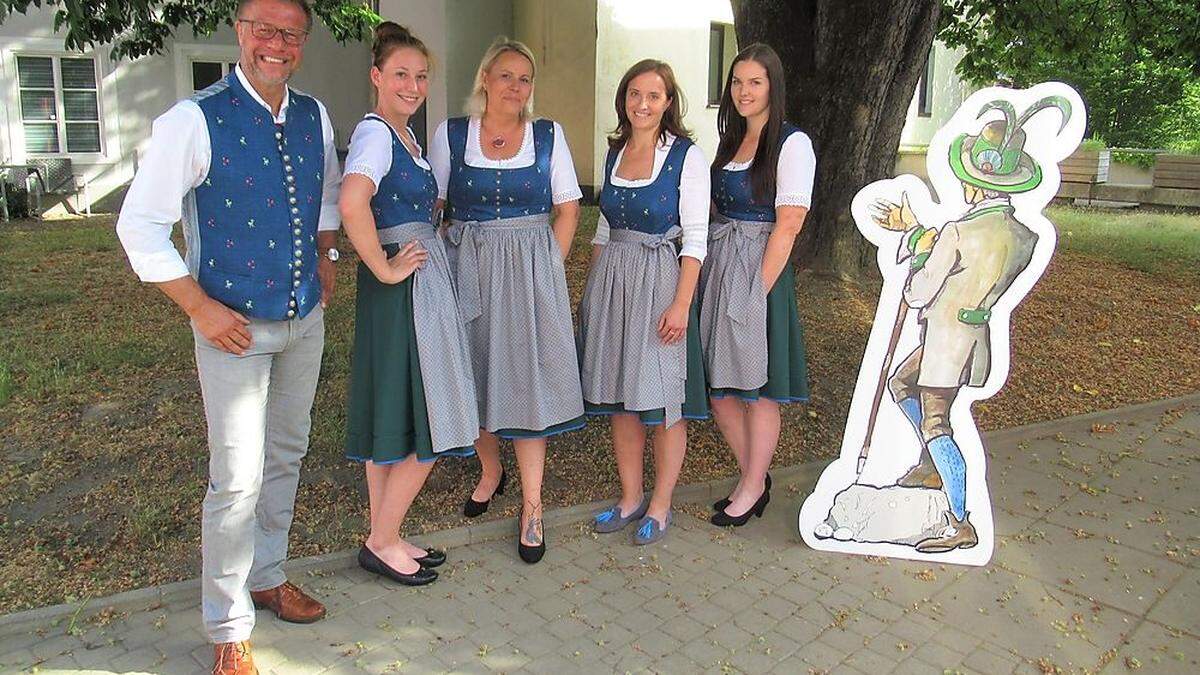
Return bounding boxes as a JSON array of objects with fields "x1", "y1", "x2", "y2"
[{"x1": 491, "y1": 136, "x2": 506, "y2": 149}]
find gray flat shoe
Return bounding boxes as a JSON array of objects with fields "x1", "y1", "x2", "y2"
[
  {"x1": 593, "y1": 497, "x2": 650, "y2": 534},
  {"x1": 633, "y1": 511, "x2": 672, "y2": 545}
]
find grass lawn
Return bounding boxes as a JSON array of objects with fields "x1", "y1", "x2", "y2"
[
  {"x1": 0, "y1": 204, "x2": 1198, "y2": 613},
  {"x1": 1051, "y1": 205, "x2": 1200, "y2": 278}
]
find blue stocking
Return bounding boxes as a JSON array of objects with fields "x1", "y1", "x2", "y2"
[{"x1": 927, "y1": 435, "x2": 966, "y2": 520}]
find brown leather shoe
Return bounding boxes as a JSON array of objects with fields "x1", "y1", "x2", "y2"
[
  {"x1": 915, "y1": 511, "x2": 979, "y2": 553},
  {"x1": 897, "y1": 456, "x2": 943, "y2": 489},
  {"x1": 212, "y1": 640, "x2": 256, "y2": 675},
  {"x1": 250, "y1": 581, "x2": 326, "y2": 624}
]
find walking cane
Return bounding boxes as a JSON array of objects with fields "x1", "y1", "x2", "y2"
[{"x1": 856, "y1": 299, "x2": 909, "y2": 477}]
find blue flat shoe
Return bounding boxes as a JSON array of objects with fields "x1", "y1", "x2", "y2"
[
  {"x1": 593, "y1": 497, "x2": 650, "y2": 534},
  {"x1": 633, "y1": 511, "x2": 672, "y2": 545}
]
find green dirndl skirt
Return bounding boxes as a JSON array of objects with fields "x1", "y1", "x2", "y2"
[
  {"x1": 709, "y1": 263, "x2": 809, "y2": 403},
  {"x1": 583, "y1": 302, "x2": 711, "y2": 425},
  {"x1": 345, "y1": 262, "x2": 476, "y2": 464}
]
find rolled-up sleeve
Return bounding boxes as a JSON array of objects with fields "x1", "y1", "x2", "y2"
[
  {"x1": 316, "y1": 100, "x2": 342, "y2": 231},
  {"x1": 678, "y1": 144, "x2": 710, "y2": 262},
  {"x1": 115, "y1": 101, "x2": 208, "y2": 283}
]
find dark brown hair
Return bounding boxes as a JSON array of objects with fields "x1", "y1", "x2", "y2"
[
  {"x1": 237, "y1": 0, "x2": 313, "y2": 32},
  {"x1": 607, "y1": 59, "x2": 692, "y2": 150},
  {"x1": 372, "y1": 21, "x2": 430, "y2": 68},
  {"x1": 712, "y1": 43, "x2": 788, "y2": 204}
]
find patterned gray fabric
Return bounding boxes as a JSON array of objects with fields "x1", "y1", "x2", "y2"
[
  {"x1": 444, "y1": 214, "x2": 585, "y2": 432},
  {"x1": 378, "y1": 221, "x2": 480, "y2": 452},
  {"x1": 579, "y1": 226, "x2": 687, "y2": 427},
  {"x1": 698, "y1": 217, "x2": 773, "y2": 390}
]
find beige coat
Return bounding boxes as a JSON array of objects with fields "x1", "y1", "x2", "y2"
[{"x1": 903, "y1": 202, "x2": 1038, "y2": 388}]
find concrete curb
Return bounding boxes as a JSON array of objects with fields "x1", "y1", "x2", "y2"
[{"x1": 3, "y1": 392, "x2": 1195, "y2": 636}]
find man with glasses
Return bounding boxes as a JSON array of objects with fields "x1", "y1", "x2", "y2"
[{"x1": 116, "y1": 1, "x2": 340, "y2": 672}]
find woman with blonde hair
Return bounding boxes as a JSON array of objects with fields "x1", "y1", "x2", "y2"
[
  {"x1": 580, "y1": 59, "x2": 710, "y2": 545},
  {"x1": 340, "y1": 22, "x2": 479, "y2": 584},
  {"x1": 428, "y1": 37, "x2": 584, "y2": 564}
]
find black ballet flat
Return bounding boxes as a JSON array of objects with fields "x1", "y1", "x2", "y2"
[
  {"x1": 710, "y1": 488, "x2": 771, "y2": 527},
  {"x1": 463, "y1": 469, "x2": 507, "y2": 518},
  {"x1": 414, "y1": 548, "x2": 446, "y2": 568},
  {"x1": 357, "y1": 546, "x2": 438, "y2": 586},
  {"x1": 712, "y1": 472, "x2": 772, "y2": 512}
]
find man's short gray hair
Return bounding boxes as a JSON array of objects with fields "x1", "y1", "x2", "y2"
[{"x1": 237, "y1": 0, "x2": 314, "y2": 32}]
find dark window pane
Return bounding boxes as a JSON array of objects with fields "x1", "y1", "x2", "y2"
[
  {"x1": 228, "y1": 62, "x2": 238, "y2": 73},
  {"x1": 63, "y1": 90, "x2": 99, "y2": 121},
  {"x1": 24, "y1": 123, "x2": 60, "y2": 153},
  {"x1": 17, "y1": 56, "x2": 54, "y2": 88},
  {"x1": 66, "y1": 123, "x2": 102, "y2": 153},
  {"x1": 59, "y1": 58, "x2": 97, "y2": 89},
  {"x1": 708, "y1": 25, "x2": 724, "y2": 105},
  {"x1": 192, "y1": 61, "x2": 223, "y2": 91},
  {"x1": 20, "y1": 90, "x2": 57, "y2": 121}
]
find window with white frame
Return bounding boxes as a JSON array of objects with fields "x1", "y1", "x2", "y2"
[
  {"x1": 917, "y1": 49, "x2": 935, "y2": 117},
  {"x1": 17, "y1": 55, "x2": 102, "y2": 154},
  {"x1": 708, "y1": 23, "x2": 737, "y2": 107},
  {"x1": 191, "y1": 60, "x2": 239, "y2": 92}
]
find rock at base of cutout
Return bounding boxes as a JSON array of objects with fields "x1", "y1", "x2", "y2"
[{"x1": 814, "y1": 484, "x2": 950, "y2": 546}]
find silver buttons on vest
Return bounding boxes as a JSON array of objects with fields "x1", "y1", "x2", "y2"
[{"x1": 278, "y1": 125, "x2": 303, "y2": 319}]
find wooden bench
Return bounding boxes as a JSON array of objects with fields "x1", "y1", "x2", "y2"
[{"x1": 1153, "y1": 154, "x2": 1200, "y2": 190}]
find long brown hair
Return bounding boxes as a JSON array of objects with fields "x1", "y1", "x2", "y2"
[
  {"x1": 607, "y1": 59, "x2": 692, "y2": 150},
  {"x1": 372, "y1": 21, "x2": 430, "y2": 68},
  {"x1": 712, "y1": 43, "x2": 788, "y2": 204}
]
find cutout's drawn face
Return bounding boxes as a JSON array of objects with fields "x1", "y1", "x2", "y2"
[
  {"x1": 624, "y1": 71, "x2": 671, "y2": 134},
  {"x1": 483, "y1": 50, "x2": 534, "y2": 118},
  {"x1": 372, "y1": 47, "x2": 429, "y2": 118},
  {"x1": 730, "y1": 59, "x2": 770, "y2": 120},
  {"x1": 236, "y1": 0, "x2": 309, "y2": 87}
]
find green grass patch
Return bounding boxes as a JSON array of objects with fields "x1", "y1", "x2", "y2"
[
  {"x1": 0, "y1": 361, "x2": 11, "y2": 408},
  {"x1": 1048, "y1": 205, "x2": 1200, "y2": 278}
]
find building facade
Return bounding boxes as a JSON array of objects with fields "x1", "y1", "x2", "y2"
[{"x1": 1, "y1": 0, "x2": 968, "y2": 212}]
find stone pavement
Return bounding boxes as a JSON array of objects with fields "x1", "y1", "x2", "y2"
[{"x1": 1, "y1": 396, "x2": 1198, "y2": 674}]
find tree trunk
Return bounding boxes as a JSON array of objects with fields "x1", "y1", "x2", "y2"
[{"x1": 732, "y1": 0, "x2": 940, "y2": 278}]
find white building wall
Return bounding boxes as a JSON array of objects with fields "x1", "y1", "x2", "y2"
[
  {"x1": 593, "y1": 0, "x2": 734, "y2": 189},
  {"x1": 0, "y1": 6, "x2": 370, "y2": 211},
  {"x1": 899, "y1": 41, "x2": 975, "y2": 149}
]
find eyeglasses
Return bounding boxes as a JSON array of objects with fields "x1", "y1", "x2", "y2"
[{"x1": 237, "y1": 19, "x2": 309, "y2": 46}]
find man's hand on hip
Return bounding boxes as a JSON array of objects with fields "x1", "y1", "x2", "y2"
[{"x1": 191, "y1": 298, "x2": 253, "y2": 355}]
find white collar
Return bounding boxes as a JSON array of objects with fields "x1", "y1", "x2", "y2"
[
  {"x1": 235, "y1": 63, "x2": 291, "y2": 124},
  {"x1": 966, "y1": 196, "x2": 1012, "y2": 214}
]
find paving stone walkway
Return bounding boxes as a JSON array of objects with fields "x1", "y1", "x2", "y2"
[{"x1": 2, "y1": 397, "x2": 1198, "y2": 674}]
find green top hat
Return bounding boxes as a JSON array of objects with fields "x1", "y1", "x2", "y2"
[{"x1": 949, "y1": 95, "x2": 1072, "y2": 194}]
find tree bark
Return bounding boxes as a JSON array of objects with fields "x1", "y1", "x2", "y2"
[{"x1": 731, "y1": 0, "x2": 940, "y2": 278}]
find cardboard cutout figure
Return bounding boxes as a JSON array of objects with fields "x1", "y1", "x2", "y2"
[{"x1": 798, "y1": 82, "x2": 1085, "y2": 566}]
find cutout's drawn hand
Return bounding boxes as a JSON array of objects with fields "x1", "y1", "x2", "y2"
[{"x1": 869, "y1": 193, "x2": 918, "y2": 232}]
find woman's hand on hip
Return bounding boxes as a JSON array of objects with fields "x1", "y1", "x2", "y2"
[{"x1": 379, "y1": 242, "x2": 428, "y2": 284}]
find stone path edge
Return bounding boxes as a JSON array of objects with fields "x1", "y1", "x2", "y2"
[{"x1": 4, "y1": 390, "x2": 1196, "y2": 638}]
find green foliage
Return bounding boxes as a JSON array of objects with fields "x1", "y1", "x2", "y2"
[
  {"x1": 1078, "y1": 137, "x2": 1107, "y2": 151},
  {"x1": 0, "y1": 0, "x2": 380, "y2": 59},
  {"x1": 938, "y1": 1, "x2": 1200, "y2": 149},
  {"x1": 1110, "y1": 150, "x2": 1156, "y2": 170}
]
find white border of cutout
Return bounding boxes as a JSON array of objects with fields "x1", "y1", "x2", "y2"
[{"x1": 797, "y1": 82, "x2": 1086, "y2": 566}]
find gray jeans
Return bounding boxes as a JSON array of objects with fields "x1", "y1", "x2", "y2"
[{"x1": 193, "y1": 305, "x2": 324, "y2": 643}]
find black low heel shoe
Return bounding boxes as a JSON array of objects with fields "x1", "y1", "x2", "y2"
[
  {"x1": 710, "y1": 488, "x2": 771, "y2": 527},
  {"x1": 518, "y1": 539, "x2": 545, "y2": 564},
  {"x1": 712, "y1": 472, "x2": 772, "y2": 512},
  {"x1": 357, "y1": 546, "x2": 438, "y2": 586},
  {"x1": 463, "y1": 469, "x2": 507, "y2": 518},
  {"x1": 517, "y1": 509, "x2": 545, "y2": 564},
  {"x1": 414, "y1": 548, "x2": 446, "y2": 568}
]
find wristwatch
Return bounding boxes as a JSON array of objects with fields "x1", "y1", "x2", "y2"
[{"x1": 323, "y1": 247, "x2": 340, "y2": 262}]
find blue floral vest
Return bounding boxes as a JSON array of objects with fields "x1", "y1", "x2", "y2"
[
  {"x1": 362, "y1": 115, "x2": 437, "y2": 227},
  {"x1": 712, "y1": 123, "x2": 801, "y2": 223},
  {"x1": 598, "y1": 137, "x2": 691, "y2": 235},
  {"x1": 444, "y1": 117, "x2": 554, "y2": 221},
  {"x1": 191, "y1": 72, "x2": 325, "y2": 320}
]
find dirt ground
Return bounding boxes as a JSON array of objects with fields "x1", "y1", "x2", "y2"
[{"x1": 0, "y1": 215, "x2": 1197, "y2": 614}]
